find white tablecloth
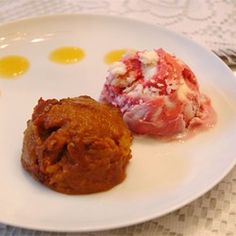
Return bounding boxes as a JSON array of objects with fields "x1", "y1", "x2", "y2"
[
  {"x1": 0, "y1": 1, "x2": 235, "y2": 235},
  {"x1": 0, "y1": 0, "x2": 235, "y2": 52}
]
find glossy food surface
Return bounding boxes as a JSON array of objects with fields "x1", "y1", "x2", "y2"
[{"x1": 21, "y1": 96, "x2": 132, "y2": 194}]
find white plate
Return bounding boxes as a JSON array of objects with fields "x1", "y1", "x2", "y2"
[{"x1": 0, "y1": 15, "x2": 236, "y2": 232}]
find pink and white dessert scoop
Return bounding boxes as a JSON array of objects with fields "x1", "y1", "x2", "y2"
[{"x1": 100, "y1": 48, "x2": 216, "y2": 138}]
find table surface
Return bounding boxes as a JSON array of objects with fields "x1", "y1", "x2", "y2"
[{"x1": 0, "y1": 1, "x2": 235, "y2": 235}]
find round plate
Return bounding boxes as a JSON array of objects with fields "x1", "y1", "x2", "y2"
[{"x1": 0, "y1": 15, "x2": 235, "y2": 232}]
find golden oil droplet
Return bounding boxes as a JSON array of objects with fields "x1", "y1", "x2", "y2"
[
  {"x1": 0, "y1": 55, "x2": 29, "y2": 79},
  {"x1": 104, "y1": 49, "x2": 128, "y2": 64},
  {"x1": 49, "y1": 47, "x2": 85, "y2": 64}
]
